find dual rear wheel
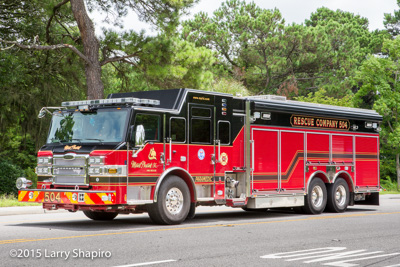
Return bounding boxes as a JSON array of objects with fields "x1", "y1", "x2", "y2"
[{"x1": 300, "y1": 177, "x2": 350, "y2": 214}]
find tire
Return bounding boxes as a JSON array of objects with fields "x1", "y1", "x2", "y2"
[
  {"x1": 83, "y1": 210, "x2": 118, "y2": 221},
  {"x1": 147, "y1": 176, "x2": 190, "y2": 225},
  {"x1": 326, "y1": 178, "x2": 350, "y2": 213},
  {"x1": 185, "y1": 202, "x2": 196, "y2": 220},
  {"x1": 303, "y1": 178, "x2": 327, "y2": 214}
]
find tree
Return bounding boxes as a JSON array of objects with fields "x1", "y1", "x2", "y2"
[
  {"x1": 305, "y1": 7, "x2": 375, "y2": 97},
  {"x1": 354, "y1": 38, "x2": 400, "y2": 190},
  {"x1": 295, "y1": 88, "x2": 354, "y2": 107},
  {"x1": 1, "y1": 0, "x2": 197, "y2": 99},
  {"x1": 0, "y1": 0, "x2": 85, "y2": 153},
  {"x1": 183, "y1": 2, "x2": 377, "y2": 98},
  {"x1": 182, "y1": 0, "x2": 286, "y2": 94},
  {"x1": 384, "y1": 0, "x2": 400, "y2": 37}
]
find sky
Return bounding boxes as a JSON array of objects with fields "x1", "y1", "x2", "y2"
[{"x1": 92, "y1": 0, "x2": 400, "y2": 34}]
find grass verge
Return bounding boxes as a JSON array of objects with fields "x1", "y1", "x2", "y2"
[
  {"x1": 0, "y1": 194, "x2": 41, "y2": 207},
  {"x1": 380, "y1": 190, "x2": 400, "y2": 195}
]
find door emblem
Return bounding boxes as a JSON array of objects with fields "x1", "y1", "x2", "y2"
[
  {"x1": 197, "y1": 149, "x2": 205, "y2": 160},
  {"x1": 220, "y1": 152, "x2": 228, "y2": 166},
  {"x1": 148, "y1": 148, "x2": 157, "y2": 160}
]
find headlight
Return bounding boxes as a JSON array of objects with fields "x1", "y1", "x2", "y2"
[
  {"x1": 16, "y1": 177, "x2": 32, "y2": 189},
  {"x1": 89, "y1": 157, "x2": 104, "y2": 165},
  {"x1": 38, "y1": 157, "x2": 52, "y2": 165},
  {"x1": 36, "y1": 167, "x2": 52, "y2": 175},
  {"x1": 88, "y1": 167, "x2": 103, "y2": 175}
]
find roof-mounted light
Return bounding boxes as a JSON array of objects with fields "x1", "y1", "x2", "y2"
[{"x1": 61, "y1": 97, "x2": 160, "y2": 108}]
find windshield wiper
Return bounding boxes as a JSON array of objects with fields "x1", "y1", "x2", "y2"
[
  {"x1": 84, "y1": 138, "x2": 104, "y2": 142},
  {"x1": 51, "y1": 138, "x2": 65, "y2": 144},
  {"x1": 71, "y1": 138, "x2": 82, "y2": 144}
]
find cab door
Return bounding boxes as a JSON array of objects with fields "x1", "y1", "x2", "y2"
[
  {"x1": 165, "y1": 116, "x2": 187, "y2": 170},
  {"x1": 127, "y1": 112, "x2": 164, "y2": 203},
  {"x1": 188, "y1": 104, "x2": 215, "y2": 196}
]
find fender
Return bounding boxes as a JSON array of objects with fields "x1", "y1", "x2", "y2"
[
  {"x1": 153, "y1": 167, "x2": 197, "y2": 203},
  {"x1": 306, "y1": 171, "x2": 329, "y2": 193},
  {"x1": 332, "y1": 170, "x2": 355, "y2": 192}
]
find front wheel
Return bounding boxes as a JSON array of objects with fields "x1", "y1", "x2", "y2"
[
  {"x1": 147, "y1": 176, "x2": 190, "y2": 225},
  {"x1": 303, "y1": 178, "x2": 327, "y2": 214},
  {"x1": 326, "y1": 178, "x2": 350, "y2": 213},
  {"x1": 83, "y1": 210, "x2": 118, "y2": 221}
]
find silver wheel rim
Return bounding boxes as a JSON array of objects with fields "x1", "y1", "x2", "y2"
[
  {"x1": 311, "y1": 185, "x2": 324, "y2": 208},
  {"x1": 165, "y1": 187, "x2": 184, "y2": 215},
  {"x1": 335, "y1": 185, "x2": 346, "y2": 207}
]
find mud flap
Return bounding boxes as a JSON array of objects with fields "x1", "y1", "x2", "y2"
[{"x1": 355, "y1": 192, "x2": 379, "y2": 206}]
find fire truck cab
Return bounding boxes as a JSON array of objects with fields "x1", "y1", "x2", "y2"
[{"x1": 17, "y1": 89, "x2": 382, "y2": 224}]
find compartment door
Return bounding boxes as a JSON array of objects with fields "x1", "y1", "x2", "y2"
[
  {"x1": 281, "y1": 131, "x2": 305, "y2": 192},
  {"x1": 251, "y1": 129, "x2": 279, "y2": 192}
]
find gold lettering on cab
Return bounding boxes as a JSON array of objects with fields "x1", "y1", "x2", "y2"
[
  {"x1": 131, "y1": 161, "x2": 158, "y2": 169},
  {"x1": 195, "y1": 176, "x2": 213, "y2": 182},
  {"x1": 192, "y1": 96, "x2": 211, "y2": 101},
  {"x1": 291, "y1": 115, "x2": 349, "y2": 130},
  {"x1": 64, "y1": 145, "x2": 81, "y2": 150}
]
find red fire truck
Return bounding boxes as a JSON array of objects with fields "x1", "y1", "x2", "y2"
[{"x1": 17, "y1": 89, "x2": 382, "y2": 224}]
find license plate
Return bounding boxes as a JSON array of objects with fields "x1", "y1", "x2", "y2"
[{"x1": 43, "y1": 192, "x2": 61, "y2": 203}]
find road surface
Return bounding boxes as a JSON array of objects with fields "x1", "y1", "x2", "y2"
[{"x1": 1, "y1": 194, "x2": 399, "y2": 267}]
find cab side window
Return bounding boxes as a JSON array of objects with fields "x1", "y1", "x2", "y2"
[
  {"x1": 134, "y1": 114, "x2": 160, "y2": 146},
  {"x1": 170, "y1": 118, "x2": 186, "y2": 143},
  {"x1": 218, "y1": 121, "x2": 230, "y2": 145},
  {"x1": 191, "y1": 107, "x2": 211, "y2": 144}
]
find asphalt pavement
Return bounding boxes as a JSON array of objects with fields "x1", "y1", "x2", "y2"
[{"x1": 0, "y1": 194, "x2": 399, "y2": 267}]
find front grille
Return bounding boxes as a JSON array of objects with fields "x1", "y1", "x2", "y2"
[
  {"x1": 53, "y1": 157, "x2": 86, "y2": 166},
  {"x1": 53, "y1": 167, "x2": 85, "y2": 176},
  {"x1": 55, "y1": 176, "x2": 87, "y2": 184},
  {"x1": 53, "y1": 154, "x2": 88, "y2": 185}
]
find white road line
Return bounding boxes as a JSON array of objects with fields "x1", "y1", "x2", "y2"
[
  {"x1": 113, "y1": 259, "x2": 177, "y2": 267},
  {"x1": 261, "y1": 247, "x2": 347, "y2": 259},
  {"x1": 324, "y1": 253, "x2": 400, "y2": 267},
  {"x1": 385, "y1": 264, "x2": 400, "y2": 267},
  {"x1": 301, "y1": 250, "x2": 380, "y2": 263}
]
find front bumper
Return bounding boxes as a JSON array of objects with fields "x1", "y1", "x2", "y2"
[{"x1": 18, "y1": 189, "x2": 116, "y2": 205}]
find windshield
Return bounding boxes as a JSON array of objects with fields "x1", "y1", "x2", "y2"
[{"x1": 47, "y1": 109, "x2": 129, "y2": 144}]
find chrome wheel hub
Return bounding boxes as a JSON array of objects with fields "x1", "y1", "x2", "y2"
[
  {"x1": 311, "y1": 185, "x2": 324, "y2": 208},
  {"x1": 335, "y1": 185, "x2": 346, "y2": 207},
  {"x1": 165, "y1": 187, "x2": 184, "y2": 215}
]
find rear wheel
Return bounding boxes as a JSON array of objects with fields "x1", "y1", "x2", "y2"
[
  {"x1": 326, "y1": 178, "x2": 350, "y2": 213},
  {"x1": 83, "y1": 210, "x2": 118, "y2": 221},
  {"x1": 303, "y1": 178, "x2": 327, "y2": 214},
  {"x1": 147, "y1": 176, "x2": 190, "y2": 225}
]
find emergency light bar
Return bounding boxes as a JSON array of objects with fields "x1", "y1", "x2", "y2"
[{"x1": 61, "y1": 97, "x2": 160, "y2": 107}]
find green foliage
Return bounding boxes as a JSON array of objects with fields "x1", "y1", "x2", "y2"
[
  {"x1": 0, "y1": 194, "x2": 41, "y2": 207},
  {"x1": 183, "y1": 0, "x2": 286, "y2": 94},
  {"x1": 354, "y1": 38, "x2": 400, "y2": 186},
  {"x1": 183, "y1": 2, "x2": 376, "y2": 98},
  {"x1": 89, "y1": 0, "x2": 198, "y2": 33},
  {"x1": 384, "y1": 0, "x2": 400, "y2": 37},
  {"x1": 0, "y1": 160, "x2": 25, "y2": 195},
  {"x1": 0, "y1": 128, "x2": 36, "y2": 170},
  {"x1": 140, "y1": 36, "x2": 215, "y2": 90},
  {"x1": 295, "y1": 88, "x2": 354, "y2": 107},
  {"x1": 211, "y1": 77, "x2": 250, "y2": 96},
  {"x1": 304, "y1": 8, "x2": 376, "y2": 97},
  {"x1": 380, "y1": 178, "x2": 399, "y2": 192}
]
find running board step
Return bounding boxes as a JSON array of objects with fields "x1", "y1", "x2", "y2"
[{"x1": 247, "y1": 195, "x2": 304, "y2": 209}]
